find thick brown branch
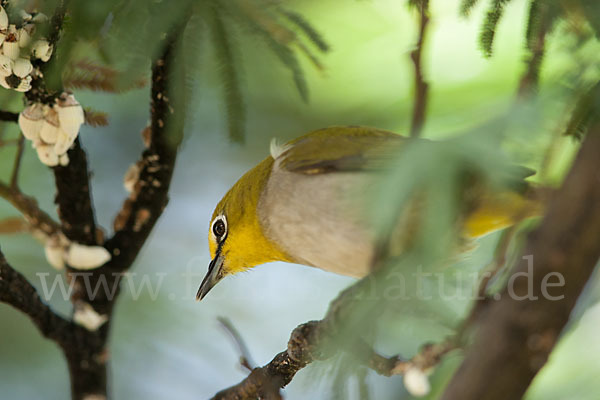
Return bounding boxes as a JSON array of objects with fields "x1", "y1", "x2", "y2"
[
  {"x1": 53, "y1": 138, "x2": 98, "y2": 245},
  {"x1": 0, "y1": 248, "x2": 72, "y2": 341},
  {"x1": 105, "y1": 34, "x2": 185, "y2": 272},
  {"x1": 0, "y1": 249, "x2": 107, "y2": 399},
  {"x1": 442, "y1": 126, "x2": 600, "y2": 400},
  {"x1": 409, "y1": 0, "x2": 430, "y2": 138}
]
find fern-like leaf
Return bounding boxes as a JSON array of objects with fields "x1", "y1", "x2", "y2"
[
  {"x1": 208, "y1": 6, "x2": 246, "y2": 143},
  {"x1": 460, "y1": 0, "x2": 483, "y2": 16},
  {"x1": 278, "y1": 8, "x2": 329, "y2": 52},
  {"x1": 84, "y1": 108, "x2": 109, "y2": 127},
  {"x1": 525, "y1": 0, "x2": 542, "y2": 51},
  {"x1": 63, "y1": 60, "x2": 146, "y2": 93},
  {"x1": 480, "y1": 0, "x2": 511, "y2": 58},
  {"x1": 564, "y1": 81, "x2": 600, "y2": 140},
  {"x1": 231, "y1": 1, "x2": 310, "y2": 102}
]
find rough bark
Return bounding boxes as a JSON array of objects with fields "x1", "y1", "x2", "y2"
[{"x1": 442, "y1": 126, "x2": 600, "y2": 400}]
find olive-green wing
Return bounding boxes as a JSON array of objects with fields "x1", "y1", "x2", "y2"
[{"x1": 276, "y1": 126, "x2": 405, "y2": 174}]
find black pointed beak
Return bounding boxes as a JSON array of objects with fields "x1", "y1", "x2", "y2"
[{"x1": 196, "y1": 254, "x2": 224, "y2": 301}]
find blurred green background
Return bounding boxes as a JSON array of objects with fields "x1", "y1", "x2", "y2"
[{"x1": 1, "y1": 0, "x2": 599, "y2": 399}]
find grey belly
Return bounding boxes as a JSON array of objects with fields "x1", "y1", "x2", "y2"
[{"x1": 258, "y1": 166, "x2": 377, "y2": 277}]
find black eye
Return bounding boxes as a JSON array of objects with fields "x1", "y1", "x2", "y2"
[{"x1": 213, "y1": 220, "x2": 226, "y2": 238}]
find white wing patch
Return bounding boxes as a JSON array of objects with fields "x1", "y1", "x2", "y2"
[{"x1": 269, "y1": 138, "x2": 292, "y2": 160}]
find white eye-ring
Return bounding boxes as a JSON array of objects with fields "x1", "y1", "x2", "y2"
[{"x1": 211, "y1": 215, "x2": 227, "y2": 241}]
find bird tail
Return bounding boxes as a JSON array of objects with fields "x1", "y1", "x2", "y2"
[{"x1": 463, "y1": 185, "x2": 550, "y2": 239}]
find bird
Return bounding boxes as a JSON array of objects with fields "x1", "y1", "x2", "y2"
[{"x1": 196, "y1": 126, "x2": 541, "y2": 300}]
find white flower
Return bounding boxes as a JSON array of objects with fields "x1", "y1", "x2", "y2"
[
  {"x1": 18, "y1": 24, "x2": 34, "y2": 48},
  {"x1": 66, "y1": 243, "x2": 111, "y2": 270},
  {"x1": 31, "y1": 39, "x2": 52, "y2": 62},
  {"x1": 14, "y1": 75, "x2": 32, "y2": 92},
  {"x1": 74, "y1": 303, "x2": 108, "y2": 331},
  {"x1": 57, "y1": 93, "x2": 85, "y2": 139},
  {"x1": 44, "y1": 241, "x2": 65, "y2": 270},
  {"x1": 403, "y1": 367, "x2": 431, "y2": 397},
  {"x1": 59, "y1": 153, "x2": 69, "y2": 166},
  {"x1": 36, "y1": 143, "x2": 59, "y2": 166},
  {"x1": 0, "y1": 6, "x2": 8, "y2": 30},
  {"x1": 124, "y1": 163, "x2": 141, "y2": 192},
  {"x1": 13, "y1": 58, "x2": 32, "y2": 78},
  {"x1": 40, "y1": 107, "x2": 60, "y2": 144},
  {"x1": 0, "y1": 54, "x2": 13, "y2": 76},
  {"x1": 19, "y1": 102, "x2": 45, "y2": 141},
  {"x1": 19, "y1": 103, "x2": 44, "y2": 142},
  {"x1": 1, "y1": 41, "x2": 19, "y2": 61}
]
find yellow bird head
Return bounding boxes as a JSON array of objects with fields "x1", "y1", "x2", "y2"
[{"x1": 196, "y1": 156, "x2": 291, "y2": 300}]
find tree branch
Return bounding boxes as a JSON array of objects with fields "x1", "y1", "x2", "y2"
[
  {"x1": 211, "y1": 289, "x2": 458, "y2": 399},
  {"x1": 0, "y1": 248, "x2": 73, "y2": 341},
  {"x1": 0, "y1": 183, "x2": 62, "y2": 238},
  {"x1": 0, "y1": 110, "x2": 19, "y2": 123},
  {"x1": 105, "y1": 33, "x2": 185, "y2": 272},
  {"x1": 442, "y1": 125, "x2": 600, "y2": 399},
  {"x1": 409, "y1": 0, "x2": 430, "y2": 138},
  {"x1": 10, "y1": 136, "x2": 25, "y2": 189},
  {"x1": 53, "y1": 138, "x2": 98, "y2": 245}
]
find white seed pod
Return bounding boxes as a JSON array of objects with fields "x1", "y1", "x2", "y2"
[
  {"x1": 18, "y1": 24, "x2": 35, "y2": 48},
  {"x1": 13, "y1": 58, "x2": 32, "y2": 78},
  {"x1": 59, "y1": 153, "x2": 69, "y2": 166},
  {"x1": 124, "y1": 163, "x2": 141, "y2": 192},
  {"x1": 66, "y1": 243, "x2": 111, "y2": 270},
  {"x1": 403, "y1": 367, "x2": 430, "y2": 397},
  {"x1": 44, "y1": 241, "x2": 65, "y2": 270},
  {"x1": 0, "y1": 32, "x2": 6, "y2": 48},
  {"x1": 19, "y1": 102, "x2": 45, "y2": 141},
  {"x1": 57, "y1": 95, "x2": 85, "y2": 138},
  {"x1": 15, "y1": 75, "x2": 32, "y2": 92},
  {"x1": 36, "y1": 143, "x2": 59, "y2": 166},
  {"x1": 2, "y1": 41, "x2": 20, "y2": 61},
  {"x1": 31, "y1": 39, "x2": 52, "y2": 62},
  {"x1": 54, "y1": 130, "x2": 76, "y2": 155},
  {"x1": 73, "y1": 303, "x2": 108, "y2": 331},
  {"x1": 40, "y1": 120, "x2": 61, "y2": 144},
  {"x1": 18, "y1": 9, "x2": 32, "y2": 22},
  {"x1": 0, "y1": 54, "x2": 12, "y2": 76},
  {"x1": 0, "y1": 6, "x2": 8, "y2": 30},
  {"x1": 32, "y1": 13, "x2": 49, "y2": 24}
]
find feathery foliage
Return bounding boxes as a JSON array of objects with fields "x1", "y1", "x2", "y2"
[
  {"x1": 480, "y1": 0, "x2": 511, "y2": 58},
  {"x1": 206, "y1": 4, "x2": 245, "y2": 143},
  {"x1": 564, "y1": 81, "x2": 600, "y2": 140},
  {"x1": 460, "y1": 0, "x2": 482, "y2": 16},
  {"x1": 44, "y1": 0, "x2": 329, "y2": 143},
  {"x1": 83, "y1": 108, "x2": 110, "y2": 127}
]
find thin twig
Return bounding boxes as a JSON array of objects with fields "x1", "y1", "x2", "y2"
[
  {"x1": 0, "y1": 110, "x2": 19, "y2": 123},
  {"x1": 0, "y1": 217, "x2": 28, "y2": 234},
  {"x1": 0, "y1": 249, "x2": 76, "y2": 342},
  {"x1": 0, "y1": 182, "x2": 61, "y2": 237},
  {"x1": 10, "y1": 135, "x2": 25, "y2": 189},
  {"x1": 409, "y1": 0, "x2": 430, "y2": 138},
  {"x1": 0, "y1": 138, "x2": 20, "y2": 146},
  {"x1": 218, "y1": 317, "x2": 256, "y2": 372},
  {"x1": 211, "y1": 296, "x2": 459, "y2": 399}
]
